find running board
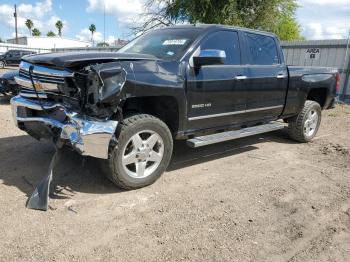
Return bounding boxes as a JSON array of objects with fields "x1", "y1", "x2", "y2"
[{"x1": 187, "y1": 122, "x2": 285, "y2": 148}]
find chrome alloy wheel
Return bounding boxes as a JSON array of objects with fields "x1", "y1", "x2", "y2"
[
  {"x1": 121, "y1": 130, "x2": 164, "y2": 178},
  {"x1": 304, "y1": 109, "x2": 319, "y2": 137}
]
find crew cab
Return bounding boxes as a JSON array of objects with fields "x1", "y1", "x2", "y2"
[{"x1": 11, "y1": 25, "x2": 339, "y2": 192}]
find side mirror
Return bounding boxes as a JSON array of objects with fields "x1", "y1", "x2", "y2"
[{"x1": 193, "y1": 49, "x2": 226, "y2": 68}]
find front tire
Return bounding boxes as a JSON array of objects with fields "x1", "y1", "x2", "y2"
[
  {"x1": 287, "y1": 100, "x2": 321, "y2": 142},
  {"x1": 106, "y1": 114, "x2": 173, "y2": 189}
]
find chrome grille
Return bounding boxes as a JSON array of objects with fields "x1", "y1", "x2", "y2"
[
  {"x1": 15, "y1": 61, "x2": 74, "y2": 92},
  {"x1": 19, "y1": 69, "x2": 65, "y2": 84}
]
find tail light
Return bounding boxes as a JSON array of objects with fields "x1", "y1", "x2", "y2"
[{"x1": 335, "y1": 72, "x2": 341, "y2": 93}]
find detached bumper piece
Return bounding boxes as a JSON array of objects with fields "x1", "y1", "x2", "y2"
[
  {"x1": 26, "y1": 148, "x2": 61, "y2": 211},
  {"x1": 11, "y1": 95, "x2": 118, "y2": 159}
]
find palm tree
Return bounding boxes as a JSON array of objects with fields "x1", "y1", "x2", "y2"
[
  {"x1": 32, "y1": 28, "x2": 41, "y2": 36},
  {"x1": 25, "y1": 19, "x2": 34, "y2": 36},
  {"x1": 55, "y1": 20, "x2": 63, "y2": 37},
  {"x1": 89, "y1": 24, "x2": 96, "y2": 46},
  {"x1": 47, "y1": 31, "x2": 56, "y2": 37}
]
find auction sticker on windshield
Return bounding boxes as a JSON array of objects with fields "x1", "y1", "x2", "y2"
[{"x1": 162, "y1": 39, "x2": 187, "y2": 45}]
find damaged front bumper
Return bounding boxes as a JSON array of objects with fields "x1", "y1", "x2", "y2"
[{"x1": 11, "y1": 95, "x2": 118, "y2": 159}]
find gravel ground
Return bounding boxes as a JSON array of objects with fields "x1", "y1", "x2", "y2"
[{"x1": 0, "y1": 70, "x2": 350, "y2": 261}]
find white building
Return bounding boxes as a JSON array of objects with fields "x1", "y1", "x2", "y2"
[{"x1": 7, "y1": 36, "x2": 91, "y2": 49}]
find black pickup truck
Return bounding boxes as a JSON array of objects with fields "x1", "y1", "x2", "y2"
[
  {"x1": 11, "y1": 25, "x2": 339, "y2": 193},
  {"x1": 0, "y1": 49, "x2": 36, "y2": 68}
]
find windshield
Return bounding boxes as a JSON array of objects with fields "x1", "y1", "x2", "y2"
[{"x1": 118, "y1": 28, "x2": 202, "y2": 60}]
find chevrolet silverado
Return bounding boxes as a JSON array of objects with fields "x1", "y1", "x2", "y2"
[{"x1": 10, "y1": 25, "x2": 339, "y2": 209}]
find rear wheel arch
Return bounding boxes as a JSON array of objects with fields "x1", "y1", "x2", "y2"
[{"x1": 306, "y1": 88, "x2": 328, "y2": 109}]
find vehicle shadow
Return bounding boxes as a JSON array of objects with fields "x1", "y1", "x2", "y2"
[
  {"x1": 168, "y1": 129, "x2": 296, "y2": 171},
  {"x1": 0, "y1": 129, "x2": 295, "y2": 201},
  {"x1": 0, "y1": 135, "x2": 121, "y2": 200}
]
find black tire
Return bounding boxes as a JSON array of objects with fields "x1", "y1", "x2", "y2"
[
  {"x1": 287, "y1": 100, "x2": 321, "y2": 142},
  {"x1": 104, "y1": 114, "x2": 173, "y2": 189}
]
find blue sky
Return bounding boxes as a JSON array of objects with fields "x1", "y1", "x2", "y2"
[
  {"x1": 0, "y1": 0, "x2": 142, "y2": 43},
  {"x1": 0, "y1": 0, "x2": 349, "y2": 44}
]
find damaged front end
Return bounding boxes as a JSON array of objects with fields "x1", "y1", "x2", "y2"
[
  {"x1": 12, "y1": 61, "x2": 127, "y2": 158},
  {"x1": 11, "y1": 59, "x2": 130, "y2": 210},
  {"x1": 11, "y1": 95, "x2": 118, "y2": 159}
]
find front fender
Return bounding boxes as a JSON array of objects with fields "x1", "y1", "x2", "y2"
[{"x1": 128, "y1": 60, "x2": 187, "y2": 132}]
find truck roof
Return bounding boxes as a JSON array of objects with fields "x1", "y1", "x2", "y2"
[{"x1": 157, "y1": 24, "x2": 278, "y2": 38}]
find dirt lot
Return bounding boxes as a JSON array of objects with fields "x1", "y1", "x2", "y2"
[{"x1": 1, "y1": 69, "x2": 350, "y2": 261}]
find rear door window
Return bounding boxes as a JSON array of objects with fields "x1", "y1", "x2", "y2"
[
  {"x1": 201, "y1": 31, "x2": 241, "y2": 65},
  {"x1": 245, "y1": 33, "x2": 279, "y2": 65}
]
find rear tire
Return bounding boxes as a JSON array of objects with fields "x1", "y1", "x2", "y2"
[
  {"x1": 105, "y1": 114, "x2": 173, "y2": 190},
  {"x1": 287, "y1": 100, "x2": 321, "y2": 142}
]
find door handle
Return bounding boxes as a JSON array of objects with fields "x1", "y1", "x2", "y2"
[
  {"x1": 277, "y1": 74, "x2": 287, "y2": 79},
  {"x1": 234, "y1": 75, "x2": 247, "y2": 80}
]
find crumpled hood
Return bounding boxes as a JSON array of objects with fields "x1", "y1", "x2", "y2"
[{"x1": 22, "y1": 52, "x2": 158, "y2": 69}]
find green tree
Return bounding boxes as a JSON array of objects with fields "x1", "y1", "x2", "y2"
[
  {"x1": 272, "y1": 1, "x2": 304, "y2": 40},
  {"x1": 89, "y1": 24, "x2": 96, "y2": 45},
  {"x1": 25, "y1": 19, "x2": 34, "y2": 36},
  {"x1": 47, "y1": 31, "x2": 56, "y2": 37},
  {"x1": 275, "y1": 16, "x2": 304, "y2": 41},
  {"x1": 134, "y1": 0, "x2": 303, "y2": 40},
  {"x1": 32, "y1": 28, "x2": 41, "y2": 36},
  {"x1": 55, "y1": 20, "x2": 63, "y2": 37}
]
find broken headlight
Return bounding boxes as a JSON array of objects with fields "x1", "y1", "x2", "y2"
[{"x1": 87, "y1": 66, "x2": 126, "y2": 105}]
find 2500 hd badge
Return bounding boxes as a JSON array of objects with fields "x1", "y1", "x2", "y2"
[{"x1": 192, "y1": 103, "x2": 212, "y2": 109}]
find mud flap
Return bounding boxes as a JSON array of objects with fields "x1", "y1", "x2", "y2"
[{"x1": 26, "y1": 148, "x2": 62, "y2": 211}]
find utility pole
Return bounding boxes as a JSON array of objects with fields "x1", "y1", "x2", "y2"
[
  {"x1": 340, "y1": 28, "x2": 350, "y2": 100},
  {"x1": 14, "y1": 4, "x2": 18, "y2": 44},
  {"x1": 103, "y1": 3, "x2": 106, "y2": 46}
]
